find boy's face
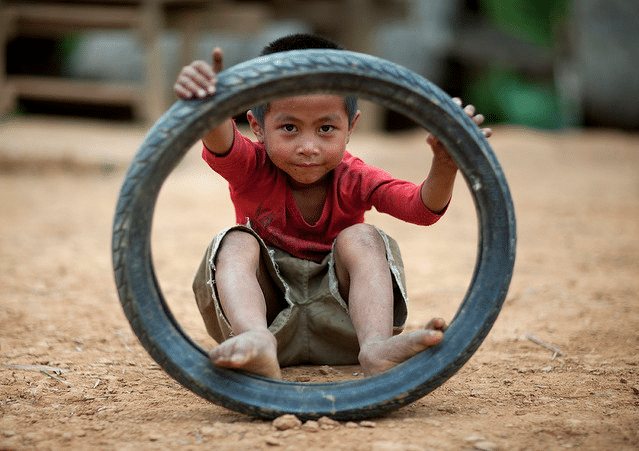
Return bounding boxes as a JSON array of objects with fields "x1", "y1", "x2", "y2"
[{"x1": 248, "y1": 94, "x2": 358, "y2": 188}]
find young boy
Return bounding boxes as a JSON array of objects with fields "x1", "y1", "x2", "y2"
[{"x1": 174, "y1": 34, "x2": 491, "y2": 380}]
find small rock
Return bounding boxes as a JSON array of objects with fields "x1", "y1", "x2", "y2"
[
  {"x1": 465, "y1": 435, "x2": 487, "y2": 442},
  {"x1": 360, "y1": 420, "x2": 376, "y2": 428},
  {"x1": 345, "y1": 421, "x2": 359, "y2": 428},
  {"x1": 319, "y1": 365, "x2": 331, "y2": 375},
  {"x1": 474, "y1": 440, "x2": 498, "y2": 451},
  {"x1": 296, "y1": 375, "x2": 311, "y2": 382},
  {"x1": 301, "y1": 420, "x2": 320, "y2": 432},
  {"x1": 148, "y1": 433, "x2": 163, "y2": 441},
  {"x1": 632, "y1": 385, "x2": 639, "y2": 395},
  {"x1": 265, "y1": 435, "x2": 283, "y2": 446},
  {"x1": 273, "y1": 414, "x2": 302, "y2": 430},
  {"x1": 318, "y1": 416, "x2": 340, "y2": 429}
]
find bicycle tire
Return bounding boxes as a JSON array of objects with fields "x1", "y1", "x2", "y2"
[{"x1": 112, "y1": 49, "x2": 516, "y2": 421}]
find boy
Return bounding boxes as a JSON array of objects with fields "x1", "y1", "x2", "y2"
[{"x1": 174, "y1": 34, "x2": 491, "y2": 380}]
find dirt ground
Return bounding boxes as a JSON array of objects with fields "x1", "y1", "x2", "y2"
[{"x1": 1, "y1": 116, "x2": 638, "y2": 451}]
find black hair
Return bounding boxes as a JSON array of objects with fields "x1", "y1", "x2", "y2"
[
  {"x1": 261, "y1": 33, "x2": 345, "y2": 54},
  {"x1": 250, "y1": 33, "x2": 358, "y2": 126}
]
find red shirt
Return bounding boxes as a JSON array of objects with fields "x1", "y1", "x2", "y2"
[{"x1": 203, "y1": 126, "x2": 444, "y2": 262}]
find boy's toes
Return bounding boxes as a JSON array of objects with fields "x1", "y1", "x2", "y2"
[
  {"x1": 420, "y1": 329, "x2": 444, "y2": 347},
  {"x1": 425, "y1": 317, "x2": 447, "y2": 332}
]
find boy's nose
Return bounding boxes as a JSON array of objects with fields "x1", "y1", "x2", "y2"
[{"x1": 297, "y1": 139, "x2": 319, "y2": 156}]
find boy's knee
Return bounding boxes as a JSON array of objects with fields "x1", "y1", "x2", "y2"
[
  {"x1": 335, "y1": 224, "x2": 385, "y2": 256},
  {"x1": 216, "y1": 230, "x2": 261, "y2": 267}
]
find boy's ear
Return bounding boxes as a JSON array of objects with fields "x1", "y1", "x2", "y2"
[
  {"x1": 247, "y1": 110, "x2": 265, "y2": 143},
  {"x1": 346, "y1": 110, "x2": 361, "y2": 144}
]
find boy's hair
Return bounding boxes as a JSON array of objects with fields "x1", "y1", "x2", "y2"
[{"x1": 250, "y1": 33, "x2": 358, "y2": 126}]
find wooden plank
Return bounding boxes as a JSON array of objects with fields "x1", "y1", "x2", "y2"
[
  {"x1": 9, "y1": 75, "x2": 143, "y2": 105},
  {"x1": 11, "y1": 4, "x2": 141, "y2": 33}
]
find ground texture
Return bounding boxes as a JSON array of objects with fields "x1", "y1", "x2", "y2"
[{"x1": 1, "y1": 118, "x2": 638, "y2": 451}]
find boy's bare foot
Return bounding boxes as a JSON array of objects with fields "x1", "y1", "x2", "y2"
[
  {"x1": 208, "y1": 329, "x2": 282, "y2": 379},
  {"x1": 358, "y1": 318, "x2": 447, "y2": 377}
]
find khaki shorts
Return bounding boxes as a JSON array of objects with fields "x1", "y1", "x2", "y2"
[{"x1": 192, "y1": 224, "x2": 408, "y2": 367}]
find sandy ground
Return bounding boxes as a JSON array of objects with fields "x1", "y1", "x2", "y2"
[{"x1": 1, "y1": 116, "x2": 638, "y2": 451}]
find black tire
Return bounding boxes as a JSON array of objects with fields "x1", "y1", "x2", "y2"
[{"x1": 112, "y1": 49, "x2": 516, "y2": 420}]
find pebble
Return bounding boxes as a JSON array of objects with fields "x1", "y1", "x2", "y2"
[
  {"x1": 465, "y1": 435, "x2": 487, "y2": 442},
  {"x1": 318, "y1": 416, "x2": 340, "y2": 429},
  {"x1": 301, "y1": 420, "x2": 320, "y2": 432},
  {"x1": 474, "y1": 441, "x2": 498, "y2": 451},
  {"x1": 265, "y1": 435, "x2": 284, "y2": 446},
  {"x1": 273, "y1": 414, "x2": 302, "y2": 430}
]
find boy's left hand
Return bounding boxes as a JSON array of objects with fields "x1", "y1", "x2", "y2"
[{"x1": 426, "y1": 98, "x2": 492, "y2": 170}]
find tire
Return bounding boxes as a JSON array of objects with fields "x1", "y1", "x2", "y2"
[{"x1": 112, "y1": 49, "x2": 516, "y2": 420}]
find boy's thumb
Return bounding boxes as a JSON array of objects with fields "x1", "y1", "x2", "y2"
[{"x1": 212, "y1": 47, "x2": 224, "y2": 73}]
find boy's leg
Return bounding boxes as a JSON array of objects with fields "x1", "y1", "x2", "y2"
[
  {"x1": 333, "y1": 224, "x2": 446, "y2": 377},
  {"x1": 210, "y1": 230, "x2": 284, "y2": 379}
]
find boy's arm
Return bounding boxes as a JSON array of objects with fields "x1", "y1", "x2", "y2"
[
  {"x1": 421, "y1": 98, "x2": 492, "y2": 213},
  {"x1": 173, "y1": 47, "x2": 235, "y2": 154}
]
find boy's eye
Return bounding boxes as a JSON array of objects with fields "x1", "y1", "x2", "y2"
[
  {"x1": 319, "y1": 125, "x2": 334, "y2": 133},
  {"x1": 282, "y1": 124, "x2": 296, "y2": 132}
]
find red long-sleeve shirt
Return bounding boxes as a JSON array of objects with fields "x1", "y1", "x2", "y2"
[{"x1": 203, "y1": 126, "x2": 444, "y2": 262}]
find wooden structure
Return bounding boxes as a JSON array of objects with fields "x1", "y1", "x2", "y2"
[
  {"x1": 0, "y1": 0, "x2": 227, "y2": 122},
  {"x1": 1, "y1": 0, "x2": 407, "y2": 124}
]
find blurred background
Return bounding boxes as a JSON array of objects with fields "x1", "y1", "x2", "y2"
[{"x1": 1, "y1": 0, "x2": 638, "y2": 131}]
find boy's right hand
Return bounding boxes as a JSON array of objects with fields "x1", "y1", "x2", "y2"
[{"x1": 173, "y1": 47, "x2": 224, "y2": 100}]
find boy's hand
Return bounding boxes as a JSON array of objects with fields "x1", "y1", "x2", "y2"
[
  {"x1": 426, "y1": 98, "x2": 492, "y2": 170},
  {"x1": 173, "y1": 47, "x2": 224, "y2": 99}
]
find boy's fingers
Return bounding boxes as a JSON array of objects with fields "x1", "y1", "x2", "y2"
[
  {"x1": 190, "y1": 61, "x2": 216, "y2": 82},
  {"x1": 472, "y1": 113, "x2": 485, "y2": 126},
  {"x1": 173, "y1": 82, "x2": 194, "y2": 99},
  {"x1": 463, "y1": 104, "x2": 476, "y2": 117},
  {"x1": 176, "y1": 70, "x2": 211, "y2": 98}
]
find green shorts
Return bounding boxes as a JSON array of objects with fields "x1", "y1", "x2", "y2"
[{"x1": 192, "y1": 224, "x2": 408, "y2": 367}]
